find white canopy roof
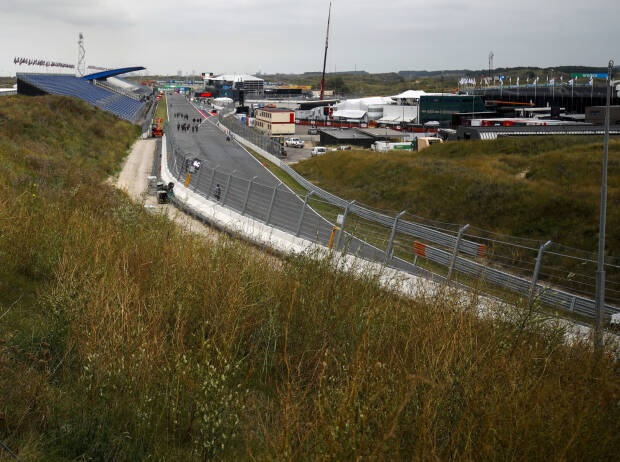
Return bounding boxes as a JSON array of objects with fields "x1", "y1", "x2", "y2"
[
  {"x1": 334, "y1": 96, "x2": 394, "y2": 112},
  {"x1": 391, "y1": 90, "x2": 428, "y2": 99},
  {"x1": 332, "y1": 109, "x2": 367, "y2": 120}
]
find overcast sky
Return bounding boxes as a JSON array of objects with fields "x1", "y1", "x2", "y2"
[{"x1": 1, "y1": 0, "x2": 618, "y2": 76}]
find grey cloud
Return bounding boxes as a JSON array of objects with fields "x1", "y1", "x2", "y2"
[{"x1": 0, "y1": 0, "x2": 619, "y2": 75}]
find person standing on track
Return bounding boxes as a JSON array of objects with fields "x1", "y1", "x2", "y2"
[{"x1": 214, "y1": 184, "x2": 221, "y2": 201}]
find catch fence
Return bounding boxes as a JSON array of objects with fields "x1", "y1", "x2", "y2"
[{"x1": 166, "y1": 119, "x2": 620, "y2": 321}]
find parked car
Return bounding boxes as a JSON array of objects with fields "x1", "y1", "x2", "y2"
[
  {"x1": 285, "y1": 137, "x2": 305, "y2": 148},
  {"x1": 308, "y1": 126, "x2": 318, "y2": 135},
  {"x1": 311, "y1": 146, "x2": 327, "y2": 157}
]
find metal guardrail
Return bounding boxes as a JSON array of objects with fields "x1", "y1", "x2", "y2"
[{"x1": 166, "y1": 118, "x2": 620, "y2": 321}]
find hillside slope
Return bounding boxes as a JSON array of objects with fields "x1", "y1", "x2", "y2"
[
  {"x1": 0, "y1": 96, "x2": 619, "y2": 461},
  {"x1": 293, "y1": 136, "x2": 620, "y2": 255}
]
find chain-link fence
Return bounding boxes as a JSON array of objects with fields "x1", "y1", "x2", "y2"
[
  {"x1": 218, "y1": 112, "x2": 283, "y2": 157},
  {"x1": 166, "y1": 119, "x2": 620, "y2": 322}
]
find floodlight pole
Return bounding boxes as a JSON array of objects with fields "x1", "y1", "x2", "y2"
[{"x1": 594, "y1": 59, "x2": 614, "y2": 347}]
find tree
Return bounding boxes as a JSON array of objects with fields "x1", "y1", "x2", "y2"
[{"x1": 327, "y1": 76, "x2": 350, "y2": 95}]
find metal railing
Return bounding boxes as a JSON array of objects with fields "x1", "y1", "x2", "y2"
[{"x1": 166, "y1": 120, "x2": 620, "y2": 322}]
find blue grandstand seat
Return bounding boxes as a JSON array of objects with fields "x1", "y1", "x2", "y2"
[{"x1": 17, "y1": 74, "x2": 146, "y2": 124}]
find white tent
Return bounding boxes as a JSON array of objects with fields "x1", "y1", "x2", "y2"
[
  {"x1": 334, "y1": 96, "x2": 394, "y2": 112},
  {"x1": 331, "y1": 109, "x2": 367, "y2": 120},
  {"x1": 391, "y1": 90, "x2": 428, "y2": 99},
  {"x1": 331, "y1": 96, "x2": 394, "y2": 121}
]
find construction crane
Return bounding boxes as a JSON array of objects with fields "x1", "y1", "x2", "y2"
[{"x1": 319, "y1": 1, "x2": 332, "y2": 100}]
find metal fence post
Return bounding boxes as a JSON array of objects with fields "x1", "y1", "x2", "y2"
[
  {"x1": 265, "y1": 181, "x2": 282, "y2": 225},
  {"x1": 528, "y1": 240, "x2": 552, "y2": 306},
  {"x1": 335, "y1": 200, "x2": 355, "y2": 250},
  {"x1": 447, "y1": 224, "x2": 470, "y2": 282},
  {"x1": 193, "y1": 165, "x2": 203, "y2": 192},
  {"x1": 206, "y1": 164, "x2": 220, "y2": 199},
  {"x1": 222, "y1": 174, "x2": 233, "y2": 205},
  {"x1": 241, "y1": 176, "x2": 257, "y2": 215},
  {"x1": 295, "y1": 191, "x2": 314, "y2": 236},
  {"x1": 385, "y1": 210, "x2": 406, "y2": 264}
]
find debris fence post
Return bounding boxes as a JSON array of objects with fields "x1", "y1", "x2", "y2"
[
  {"x1": 447, "y1": 224, "x2": 470, "y2": 282},
  {"x1": 265, "y1": 181, "x2": 282, "y2": 225},
  {"x1": 335, "y1": 200, "x2": 355, "y2": 251},
  {"x1": 528, "y1": 240, "x2": 552, "y2": 306},
  {"x1": 241, "y1": 176, "x2": 257, "y2": 215},
  {"x1": 207, "y1": 164, "x2": 220, "y2": 199},
  {"x1": 222, "y1": 173, "x2": 233, "y2": 205},
  {"x1": 385, "y1": 210, "x2": 406, "y2": 264},
  {"x1": 296, "y1": 191, "x2": 313, "y2": 237}
]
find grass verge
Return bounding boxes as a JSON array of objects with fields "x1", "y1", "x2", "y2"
[{"x1": 154, "y1": 93, "x2": 167, "y2": 124}]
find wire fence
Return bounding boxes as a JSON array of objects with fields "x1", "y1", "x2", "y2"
[
  {"x1": 218, "y1": 112, "x2": 283, "y2": 157},
  {"x1": 165, "y1": 119, "x2": 620, "y2": 322}
]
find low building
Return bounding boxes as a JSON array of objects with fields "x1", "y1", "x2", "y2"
[
  {"x1": 419, "y1": 95, "x2": 486, "y2": 126},
  {"x1": 255, "y1": 107, "x2": 295, "y2": 136},
  {"x1": 586, "y1": 106, "x2": 620, "y2": 126},
  {"x1": 457, "y1": 124, "x2": 620, "y2": 141},
  {"x1": 356, "y1": 127, "x2": 404, "y2": 142},
  {"x1": 318, "y1": 128, "x2": 374, "y2": 148}
]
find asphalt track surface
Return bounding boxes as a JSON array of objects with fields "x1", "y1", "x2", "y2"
[{"x1": 167, "y1": 93, "x2": 278, "y2": 184}]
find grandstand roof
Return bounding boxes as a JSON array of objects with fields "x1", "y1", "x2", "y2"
[{"x1": 82, "y1": 66, "x2": 145, "y2": 81}]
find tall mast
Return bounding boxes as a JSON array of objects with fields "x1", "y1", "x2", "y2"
[{"x1": 320, "y1": 1, "x2": 332, "y2": 100}]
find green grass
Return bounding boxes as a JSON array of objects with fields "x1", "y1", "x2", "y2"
[
  {"x1": 153, "y1": 93, "x2": 167, "y2": 124},
  {"x1": 1, "y1": 95, "x2": 620, "y2": 461}
]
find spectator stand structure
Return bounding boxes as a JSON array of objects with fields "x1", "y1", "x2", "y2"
[{"x1": 17, "y1": 66, "x2": 151, "y2": 124}]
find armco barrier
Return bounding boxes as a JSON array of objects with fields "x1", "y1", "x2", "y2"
[{"x1": 415, "y1": 241, "x2": 619, "y2": 319}]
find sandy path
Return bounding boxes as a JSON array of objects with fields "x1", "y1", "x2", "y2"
[
  {"x1": 117, "y1": 139, "x2": 157, "y2": 200},
  {"x1": 115, "y1": 139, "x2": 218, "y2": 240}
]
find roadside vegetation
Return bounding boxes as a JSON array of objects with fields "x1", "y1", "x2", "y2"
[
  {"x1": 1, "y1": 95, "x2": 619, "y2": 461},
  {"x1": 154, "y1": 92, "x2": 167, "y2": 123}
]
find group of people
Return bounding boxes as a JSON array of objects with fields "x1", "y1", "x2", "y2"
[
  {"x1": 174, "y1": 112, "x2": 201, "y2": 133},
  {"x1": 177, "y1": 122, "x2": 199, "y2": 133}
]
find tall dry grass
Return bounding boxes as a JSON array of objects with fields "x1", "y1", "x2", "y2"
[{"x1": 0, "y1": 96, "x2": 619, "y2": 461}]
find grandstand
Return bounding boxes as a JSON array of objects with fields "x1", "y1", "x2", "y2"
[{"x1": 16, "y1": 66, "x2": 152, "y2": 124}]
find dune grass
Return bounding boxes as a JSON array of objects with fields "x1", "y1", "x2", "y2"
[
  {"x1": 0, "y1": 95, "x2": 619, "y2": 461},
  {"x1": 293, "y1": 136, "x2": 620, "y2": 254}
]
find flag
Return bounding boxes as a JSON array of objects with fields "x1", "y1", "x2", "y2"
[
  {"x1": 589, "y1": 76, "x2": 594, "y2": 86},
  {"x1": 569, "y1": 79, "x2": 574, "y2": 86},
  {"x1": 516, "y1": 77, "x2": 520, "y2": 86},
  {"x1": 550, "y1": 78, "x2": 555, "y2": 86},
  {"x1": 560, "y1": 76, "x2": 563, "y2": 82}
]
